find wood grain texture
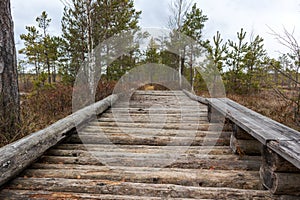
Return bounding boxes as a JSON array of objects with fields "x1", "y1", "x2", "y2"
[
  {"x1": 1, "y1": 90, "x2": 290, "y2": 199},
  {"x1": 206, "y1": 97, "x2": 300, "y2": 170},
  {"x1": 0, "y1": 94, "x2": 120, "y2": 187},
  {"x1": 260, "y1": 165, "x2": 300, "y2": 195}
]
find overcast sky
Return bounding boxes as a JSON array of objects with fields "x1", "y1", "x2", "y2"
[{"x1": 11, "y1": 0, "x2": 300, "y2": 58}]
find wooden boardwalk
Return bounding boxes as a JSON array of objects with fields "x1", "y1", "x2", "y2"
[{"x1": 0, "y1": 90, "x2": 297, "y2": 199}]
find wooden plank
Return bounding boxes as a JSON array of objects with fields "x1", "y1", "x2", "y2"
[
  {"x1": 80, "y1": 127, "x2": 231, "y2": 138},
  {"x1": 44, "y1": 148, "x2": 235, "y2": 157},
  {"x1": 267, "y1": 140, "x2": 300, "y2": 170},
  {"x1": 101, "y1": 113, "x2": 207, "y2": 117},
  {"x1": 2, "y1": 178, "x2": 276, "y2": 199},
  {"x1": 262, "y1": 145, "x2": 300, "y2": 172},
  {"x1": 108, "y1": 108, "x2": 207, "y2": 113},
  {"x1": 88, "y1": 121, "x2": 218, "y2": 131},
  {"x1": 38, "y1": 148, "x2": 261, "y2": 170},
  {"x1": 0, "y1": 190, "x2": 174, "y2": 200},
  {"x1": 37, "y1": 155, "x2": 261, "y2": 170},
  {"x1": 207, "y1": 98, "x2": 290, "y2": 144},
  {"x1": 97, "y1": 117, "x2": 207, "y2": 123},
  {"x1": 53, "y1": 144, "x2": 232, "y2": 153},
  {"x1": 0, "y1": 94, "x2": 120, "y2": 187},
  {"x1": 182, "y1": 89, "x2": 208, "y2": 105},
  {"x1": 260, "y1": 166, "x2": 300, "y2": 195},
  {"x1": 66, "y1": 133, "x2": 230, "y2": 146},
  {"x1": 17, "y1": 167, "x2": 261, "y2": 189},
  {"x1": 223, "y1": 98, "x2": 300, "y2": 141}
]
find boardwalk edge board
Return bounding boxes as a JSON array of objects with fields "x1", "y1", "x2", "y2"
[
  {"x1": 0, "y1": 94, "x2": 120, "y2": 187},
  {"x1": 184, "y1": 92, "x2": 300, "y2": 195},
  {"x1": 182, "y1": 90, "x2": 208, "y2": 105}
]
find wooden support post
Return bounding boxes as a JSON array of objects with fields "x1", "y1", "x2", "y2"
[
  {"x1": 260, "y1": 145, "x2": 300, "y2": 195},
  {"x1": 261, "y1": 146, "x2": 300, "y2": 172},
  {"x1": 208, "y1": 105, "x2": 224, "y2": 123},
  {"x1": 223, "y1": 118, "x2": 233, "y2": 132},
  {"x1": 230, "y1": 124, "x2": 262, "y2": 155}
]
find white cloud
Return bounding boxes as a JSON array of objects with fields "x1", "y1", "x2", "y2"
[{"x1": 11, "y1": 0, "x2": 300, "y2": 58}]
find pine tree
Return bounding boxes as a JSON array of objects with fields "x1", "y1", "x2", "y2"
[
  {"x1": 244, "y1": 35, "x2": 267, "y2": 91},
  {"x1": 20, "y1": 11, "x2": 61, "y2": 85},
  {"x1": 226, "y1": 28, "x2": 249, "y2": 93},
  {"x1": 19, "y1": 26, "x2": 43, "y2": 78},
  {"x1": 61, "y1": 0, "x2": 141, "y2": 83},
  {"x1": 181, "y1": 3, "x2": 208, "y2": 88},
  {"x1": 205, "y1": 31, "x2": 227, "y2": 94}
]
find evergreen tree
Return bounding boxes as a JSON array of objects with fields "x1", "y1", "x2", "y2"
[
  {"x1": 225, "y1": 28, "x2": 268, "y2": 93},
  {"x1": 181, "y1": 3, "x2": 208, "y2": 88},
  {"x1": 19, "y1": 26, "x2": 43, "y2": 78},
  {"x1": 145, "y1": 38, "x2": 160, "y2": 64},
  {"x1": 20, "y1": 11, "x2": 61, "y2": 85},
  {"x1": 61, "y1": 0, "x2": 88, "y2": 82},
  {"x1": 61, "y1": 0, "x2": 141, "y2": 83},
  {"x1": 205, "y1": 31, "x2": 227, "y2": 94},
  {"x1": 244, "y1": 35, "x2": 267, "y2": 91},
  {"x1": 226, "y1": 28, "x2": 249, "y2": 93}
]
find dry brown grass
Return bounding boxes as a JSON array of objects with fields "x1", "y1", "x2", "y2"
[
  {"x1": 195, "y1": 88, "x2": 299, "y2": 131},
  {"x1": 227, "y1": 90, "x2": 299, "y2": 131},
  {"x1": 0, "y1": 80, "x2": 116, "y2": 148},
  {"x1": 1, "y1": 85, "x2": 298, "y2": 148}
]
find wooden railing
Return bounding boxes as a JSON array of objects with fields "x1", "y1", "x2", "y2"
[
  {"x1": 0, "y1": 94, "x2": 120, "y2": 187},
  {"x1": 184, "y1": 90, "x2": 300, "y2": 196}
]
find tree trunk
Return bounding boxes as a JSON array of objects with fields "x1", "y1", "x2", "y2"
[{"x1": 0, "y1": 0, "x2": 20, "y2": 140}]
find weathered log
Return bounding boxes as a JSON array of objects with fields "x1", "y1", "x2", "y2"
[
  {"x1": 114, "y1": 101, "x2": 204, "y2": 106},
  {"x1": 2, "y1": 178, "x2": 276, "y2": 199},
  {"x1": 52, "y1": 143, "x2": 234, "y2": 152},
  {"x1": 18, "y1": 166, "x2": 261, "y2": 189},
  {"x1": 260, "y1": 165, "x2": 300, "y2": 195},
  {"x1": 37, "y1": 154, "x2": 261, "y2": 170},
  {"x1": 182, "y1": 89, "x2": 208, "y2": 105},
  {"x1": 89, "y1": 121, "x2": 220, "y2": 131},
  {"x1": 230, "y1": 135, "x2": 262, "y2": 155},
  {"x1": 267, "y1": 140, "x2": 300, "y2": 170},
  {"x1": 42, "y1": 147, "x2": 261, "y2": 169},
  {"x1": 0, "y1": 94, "x2": 120, "y2": 187},
  {"x1": 0, "y1": 190, "x2": 169, "y2": 200},
  {"x1": 53, "y1": 144, "x2": 233, "y2": 153},
  {"x1": 101, "y1": 112, "x2": 207, "y2": 117},
  {"x1": 97, "y1": 116, "x2": 208, "y2": 123},
  {"x1": 80, "y1": 127, "x2": 232, "y2": 139},
  {"x1": 262, "y1": 146, "x2": 300, "y2": 172},
  {"x1": 66, "y1": 133, "x2": 230, "y2": 146}
]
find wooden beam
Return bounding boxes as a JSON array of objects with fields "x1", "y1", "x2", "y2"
[
  {"x1": 182, "y1": 90, "x2": 208, "y2": 105},
  {"x1": 12, "y1": 167, "x2": 262, "y2": 189},
  {"x1": 262, "y1": 146, "x2": 300, "y2": 172},
  {"x1": 66, "y1": 133, "x2": 230, "y2": 146},
  {"x1": 260, "y1": 166, "x2": 300, "y2": 195},
  {"x1": 1, "y1": 178, "x2": 276, "y2": 199},
  {"x1": 0, "y1": 94, "x2": 120, "y2": 187},
  {"x1": 230, "y1": 135, "x2": 262, "y2": 155}
]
